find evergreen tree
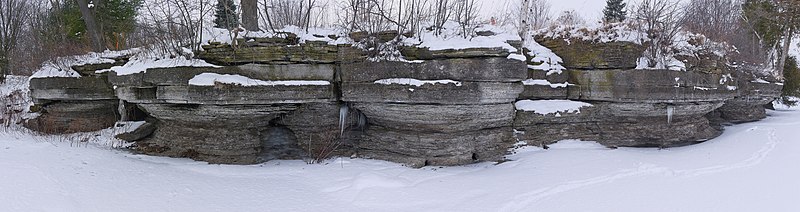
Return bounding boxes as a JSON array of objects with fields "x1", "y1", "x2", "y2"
[
  {"x1": 53, "y1": 0, "x2": 141, "y2": 50},
  {"x1": 603, "y1": 0, "x2": 627, "y2": 23},
  {"x1": 781, "y1": 56, "x2": 800, "y2": 106},
  {"x1": 214, "y1": 0, "x2": 239, "y2": 29}
]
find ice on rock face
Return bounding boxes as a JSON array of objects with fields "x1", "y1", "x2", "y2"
[
  {"x1": 339, "y1": 105, "x2": 349, "y2": 136},
  {"x1": 667, "y1": 106, "x2": 675, "y2": 124}
]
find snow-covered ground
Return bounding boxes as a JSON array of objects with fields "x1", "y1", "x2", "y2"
[{"x1": 1, "y1": 106, "x2": 799, "y2": 211}]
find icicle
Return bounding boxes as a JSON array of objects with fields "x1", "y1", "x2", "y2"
[
  {"x1": 666, "y1": 105, "x2": 674, "y2": 124},
  {"x1": 118, "y1": 100, "x2": 128, "y2": 121},
  {"x1": 339, "y1": 104, "x2": 349, "y2": 136}
]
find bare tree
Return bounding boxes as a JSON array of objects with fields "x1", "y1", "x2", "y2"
[
  {"x1": 432, "y1": 0, "x2": 451, "y2": 36},
  {"x1": 452, "y1": 0, "x2": 479, "y2": 38},
  {"x1": 682, "y1": 0, "x2": 742, "y2": 42},
  {"x1": 0, "y1": 0, "x2": 32, "y2": 81},
  {"x1": 633, "y1": 0, "x2": 685, "y2": 68},
  {"x1": 518, "y1": 0, "x2": 551, "y2": 38},
  {"x1": 135, "y1": 0, "x2": 215, "y2": 56},
  {"x1": 554, "y1": 10, "x2": 586, "y2": 26},
  {"x1": 259, "y1": 0, "x2": 323, "y2": 32},
  {"x1": 75, "y1": 0, "x2": 105, "y2": 52}
]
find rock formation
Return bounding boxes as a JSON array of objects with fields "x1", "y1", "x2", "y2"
[{"x1": 24, "y1": 34, "x2": 783, "y2": 167}]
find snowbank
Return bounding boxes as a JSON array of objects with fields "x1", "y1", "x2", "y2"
[
  {"x1": 188, "y1": 73, "x2": 330, "y2": 86},
  {"x1": 2, "y1": 108, "x2": 799, "y2": 211},
  {"x1": 374, "y1": 78, "x2": 462, "y2": 87},
  {"x1": 515, "y1": 100, "x2": 593, "y2": 115}
]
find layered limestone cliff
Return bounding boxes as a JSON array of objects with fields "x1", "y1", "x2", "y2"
[{"x1": 24, "y1": 32, "x2": 783, "y2": 167}]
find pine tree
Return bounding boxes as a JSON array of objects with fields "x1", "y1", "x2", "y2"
[
  {"x1": 214, "y1": 0, "x2": 239, "y2": 29},
  {"x1": 603, "y1": 0, "x2": 627, "y2": 23}
]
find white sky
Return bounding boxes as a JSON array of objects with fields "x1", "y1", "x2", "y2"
[{"x1": 481, "y1": 0, "x2": 690, "y2": 24}]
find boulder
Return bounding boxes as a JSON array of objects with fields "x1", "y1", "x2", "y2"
[{"x1": 115, "y1": 122, "x2": 157, "y2": 142}]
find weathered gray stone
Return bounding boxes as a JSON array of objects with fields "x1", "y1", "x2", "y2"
[
  {"x1": 135, "y1": 122, "x2": 264, "y2": 164},
  {"x1": 109, "y1": 64, "x2": 336, "y2": 87},
  {"x1": 400, "y1": 46, "x2": 511, "y2": 60},
  {"x1": 115, "y1": 122, "x2": 157, "y2": 142},
  {"x1": 519, "y1": 85, "x2": 568, "y2": 99},
  {"x1": 715, "y1": 82, "x2": 782, "y2": 123},
  {"x1": 132, "y1": 103, "x2": 301, "y2": 164},
  {"x1": 513, "y1": 101, "x2": 724, "y2": 147},
  {"x1": 24, "y1": 100, "x2": 119, "y2": 134},
  {"x1": 156, "y1": 84, "x2": 336, "y2": 104},
  {"x1": 196, "y1": 42, "x2": 359, "y2": 65},
  {"x1": 356, "y1": 126, "x2": 513, "y2": 168},
  {"x1": 353, "y1": 103, "x2": 515, "y2": 133},
  {"x1": 515, "y1": 116, "x2": 721, "y2": 148},
  {"x1": 30, "y1": 77, "x2": 116, "y2": 101},
  {"x1": 534, "y1": 36, "x2": 645, "y2": 69},
  {"x1": 342, "y1": 82, "x2": 523, "y2": 104},
  {"x1": 567, "y1": 69, "x2": 737, "y2": 103},
  {"x1": 277, "y1": 103, "x2": 358, "y2": 159},
  {"x1": 528, "y1": 69, "x2": 569, "y2": 83},
  {"x1": 138, "y1": 104, "x2": 296, "y2": 126},
  {"x1": 115, "y1": 86, "x2": 161, "y2": 103},
  {"x1": 340, "y1": 58, "x2": 527, "y2": 83}
]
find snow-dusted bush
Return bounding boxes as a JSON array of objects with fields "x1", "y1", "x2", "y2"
[{"x1": 632, "y1": 0, "x2": 685, "y2": 69}]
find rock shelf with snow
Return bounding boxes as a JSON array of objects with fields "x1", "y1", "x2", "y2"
[{"x1": 24, "y1": 29, "x2": 783, "y2": 167}]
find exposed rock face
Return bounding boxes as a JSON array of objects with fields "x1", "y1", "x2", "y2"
[
  {"x1": 108, "y1": 64, "x2": 347, "y2": 164},
  {"x1": 26, "y1": 74, "x2": 119, "y2": 134},
  {"x1": 567, "y1": 69, "x2": 737, "y2": 103},
  {"x1": 341, "y1": 57, "x2": 526, "y2": 167},
  {"x1": 534, "y1": 36, "x2": 646, "y2": 70},
  {"x1": 514, "y1": 102, "x2": 724, "y2": 147},
  {"x1": 197, "y1": 38, "x2": 364, "y2": 65},
  {"x1": 135, "y1": 104, "x2": 297, "y2": 164},
  {"x1": 711, "y1": 67, "x2": 783, "y2": 124},
  {"x1": 26, "y1": 35, "x2": 782, "y2": 167},
  {"x1": 514, "y1": 36, "x2": 742, "y2": 148},
  {"x1": 24, "y1": 100, "x2": 118, "y2": 134},
  {"x1": 400, "y1": 47, "x2": 511, "y2": 60}
]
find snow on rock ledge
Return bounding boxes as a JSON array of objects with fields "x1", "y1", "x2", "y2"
[
  {"x1": 515, "y1": 100, "x2": 593, "y2": 115},
  {"x1": 373, "y1": 78, "x2": 462, "y2": 87},
  {"x1": 107, "y1": 57, "x2": 220, "y2": 76},
  {"x1": 522, "y1": 79, "x2": 571, "y2": 88},
  {"x1": 189, "y1": 73, "x2": 330, "y2": 86}
]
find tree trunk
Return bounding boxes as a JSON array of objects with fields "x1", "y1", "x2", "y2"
[
  {"x1": 76, "y1": 0, "x2": 105, "y2": 52},
  {"x1": 242, "y1": 0, "x2": 259, "y2": 31},
  {"x1": 520, "y1": 0, "x2": 530, "y2": 40},
  {"x1": 778, "y1": 27, "x2": 794, "y2": 81}
]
